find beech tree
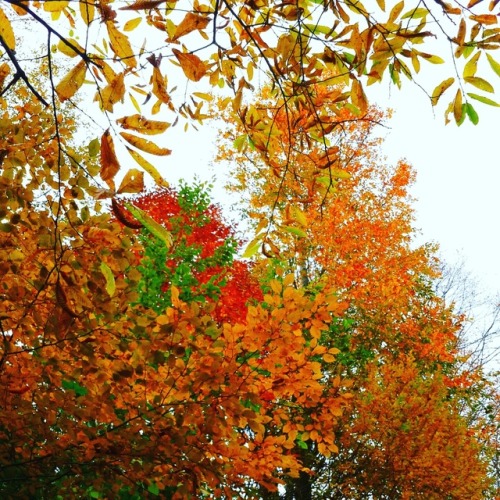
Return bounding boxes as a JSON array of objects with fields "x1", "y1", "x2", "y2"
[{"x1": 215, "y1": 82, "x2": 497, "y2": 497}]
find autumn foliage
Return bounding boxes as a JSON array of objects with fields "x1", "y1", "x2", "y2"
[{"x1": 0, "y1": 1, "x2": 499, "y2": 497}]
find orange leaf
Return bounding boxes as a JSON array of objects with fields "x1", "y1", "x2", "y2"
[
  {"x1": 100, "y1": 130, "x2": 121, "y2": 189},
  {"x1": 171, "y1": 12, "x2": 210, "y2": 41},
  {"x1": 117, "y1": 114, "x2": 170, "y2": 135},
  {"x1": 117, "y1": 168, "x2": 144, "y2": 194},
  {"x1": 172, "y1": 48, "x2": 207, "y2": 82}
]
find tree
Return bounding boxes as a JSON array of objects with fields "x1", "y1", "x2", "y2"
[
  {"x1": 0, "y1": 93, "x2": 351, "y2": 497},
  {"x1": 215, "y1": 82, "x2": 497, "y2": 497}
]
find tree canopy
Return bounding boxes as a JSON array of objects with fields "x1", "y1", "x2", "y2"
[{"x1": 0, "y1": 1, "x2": 499, "y2": 498}]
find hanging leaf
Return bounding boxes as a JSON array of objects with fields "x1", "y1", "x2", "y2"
[
  {"x1": 100, "y1": 261, "x2": 116, "y2": 297},
  {"x1": 464, "y1": 76, "x2": 494, "y2": 93},
  {"x1": 172, "y1": 48, "x2": 208, "y2": 82},
  {"x1": 100, "y1": 129, "x2": 121, "y2": 189},
  {"x1": 430, "y1": 77, "x2": 455, "y2": 106},
  {"x1": 124, "y1": 17, "x2": 142, "y2": 31},
  {"x1": 57, "y1": 38, "x2": 84, "y2": 57},
  {"x1": 453, "y1": 89, "x2": 463, "y2": 123},
  {"x1": 96, "y1": 72, "x2": 125, "y2": 111},
  {"x1": 463, "y1": 52, "x2": 480, "y2": 78},
  {"x1": 467, "y1": 92, "x2": 500, "y2": 106},
  {"x1": 171, "y1": 12, "x2": 210, "y2": 41},
  {"x1": 486, "y1": 53, "x2": 500, "y2": 77},
  {"x1": 120, "y1": 132, "x2": 172, "y2": 156},
  {"x1": 126, "y1": 147, "x2": 169, "y2": 188},
  {"x1": 465, "y1": 102, "x2": 479, "y2": 124},
  {"x1": 55, "y1": 60, "x2": 87, "y2": 102},
  {"x1": 242, "y1": 233, "x2": 264, "y2": 258},
  {"x1": 117, "y1": 168, "x2": 144, "y2": 194},
  {"x1": 106, "y1": 21, "x2": 137, "y2": 68},
  {"x1": 281, "y1": 225, "x2": 307, "y2": 238},
  {"x1": 117, "y1": 114, "x2": 170, "y2": 135},
  {"x1": 0, "y1": 8, "x2": 16, "y2": 51}
]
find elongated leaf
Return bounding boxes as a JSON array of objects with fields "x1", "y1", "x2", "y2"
[
  {"x1": 0, "y1": 8, "x2": 16, "y2": 51},
  {"x1": 124, "y1": 203, "x2": 172, "y2": 247},
  {"x1": 431, "y1": 77, "x2": 455, "y2": 106},
  {"x1": 486, "y1": 53, "x2": 500, "y2": 77},
  {"x1": 117, "y1": 114, "x2": 170, "y2": 135},
  {"x1": 467, "y1": 92, "x2": 500, "y2": 106},
  {"x1": 100, "y1": 262, "x2": 116, "y2": 297},
  {"x1": 126, "y1": 147, "x2": 169, "y2": 188},
  {"x1": 57, "y1": 38, "x2": 84, "y2": 57},
  {"x1": 97, "y1": 72, "x2": 125, "y2": 112},
  {"x1": 106, "y1": 21, "x2": 137, "y2": 68},
  {"x1": 281, "y1": 225, "x2": 307, "y2": 238},
  {"x1": 242, "y1": 234, "x2": 264, "y2": 258},
  {"x1": 453, "y1": 89, "x2": 463, "y2": 123},
  {"x1": 172, "y1": 48, "x2": 207, "y2": 82},
  {"x1": 55, "y1": 60, "x2": 87, "y2": 102},
  {"x1": 120, "y1": 132, "x2": 172, "y2": 156},
  {"x1": 100, "y1": 130, "x2": 120, "y2": 189},
  {"x1": 124, "y1": 17, "x2": 142, "y2": 31},
  {"x1": 463, "y1": 52, "x2": 480, "y2": 78},
  {"x1": 464, "y1": 76, "x2": 494, "y2": 93},
  {"x1": 465, "y1": 102, "x2": 479, "y2": 124}
]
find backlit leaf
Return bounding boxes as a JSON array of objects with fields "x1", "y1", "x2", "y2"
[
  {"x1": 465, "y1": 102, "x2": 479, "y2": 124},
  {"x1": 124, "y1": 17, "x2": 142, "y2": 31},
  {"x1": 106, "y1": 21, "x2": 137, "y2": 68},
  {"x1": 117, "y1": 114, "x2": 170, "y2": 135},
  {"x1": 117, "y1": 168, "x2": 144, "y2": 194},
  {"x1": 55, "y1": 60, "x2": 87, "y2": 102},
  {"x1": 486, "y1": 53, "x2": 500, "y2": 77},
  {"x1": 281, "y1": 225, "x2": 307, "y2": 238},
  {"x1": 463, "y1": 52, "x2": 481, "y2": 78},
  {"x1": 120, "y1": 132, "x2": 172, "y2": 156},
  {"x1": 172, "y1": 12, "x2": 210, "y2": 41},
  {"x1": 100, "y1": 130, "x2": 121, "y2": 189},
  {"x1": 453, "y1": 89, "x2": 463, "y2": 123},
  {"x1": 124, "y1": 203, "x2": 173, "y2": 247},
  {"x1": 0, "y1": 8, "x2": 16, "y2": 51},
  {"x1": 431, "y1": 77, "x2": 455, "y2": 106},
  {"x1": 464, "y1": 76, "x2": 494, "y2": 92},
  {"x1": 126, "y1": 147, "x2": 170, "y2": 188},
  {"x1": 172, "y1": 48, "x2": 208, "y2": 82},
  {"x1": 467, "y1": 92, "x2": 500, "y2": 106}
]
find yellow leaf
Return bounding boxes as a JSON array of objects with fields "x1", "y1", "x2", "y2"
[
  {"x1": 486, "y1": 53, "x2": 500, "y2": 77},
  {"x1": 117, "y1": 168, "x2": 144, "y2": 194},
  {"x1": 117, "y1": 114, "x2": 171, "y2": 135},
  {"x1": 172, "y1": 48, "x2": 207, "y2": 82},
  {"x1": 291, "y1": 206, "x2": 308, "y2": 227},
  {"x1": 152, "y1": 66, "x2": 173, "y2": 106},
  {"x1": 100, "y1": 130, "x2": 121, "y2": 190},
  {"x1": 389, "y1": 0, "x2": 404, "y2": 23},
  {"x1": 129, "y1": 92, "x2": 141, "y2": 113},
  {"x1": 464, "y1": 76, "x2": 495, "y2": 92},
  {"x1": 0, "y1": 8, "x2": 15, "y2": 51},
  {"x1": 124, "y1": 203, "x2": 173, "y2": 247},
  {"x1": 106, "y1": 21, "x2": 137, "y2": 68},
  {"x1": 43, "y1": 1, "x2": 69, "y2": 12},
  {"x1": 463, "y1": 52, "x2": 480, "y2": 78},
  {"x1": 79, "y1": 0, "x2": 95, "y2": 24},
  {"x1": 124, "y1": 17, "x2": 142, "y2": 31},
  {"x1": 430, "y1": 77, "x2": 455, "y2": 106},
  {"x1": 172, "y1": 12, "x2": 210, "y2": 41},
  {"x1": 125, "y1": 147, "x2": 169, "y2": 188},
  {"x1": 120, "y1": 133, "x2": 171, "y2": 156},
  {"x1": 57, "y1": 38, "x2": 85, "y2": 58},
  {"x1": 55, "y1": 60, "x2": 87, "y2": 102},
  {"x1": 96, "y1": 72, "x2": 125, "y2": 112},
  {"x1": 351, "y1": 78, "x2": 368, "y2": 113}
]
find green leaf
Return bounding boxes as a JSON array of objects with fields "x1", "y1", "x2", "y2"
[
  {"x1": 486, "y1": 53, "x2": 500, "y2": 77},
  {"x1": 124, "y1": 203, "x2": 172, "y2": 247},
  {"x1": 465, "y1": 102, "x2": 479, "y2": 124},
  {"x1": 100, "y1": 261, "x2": 116, "y2": 297},
  {"x1": 242, "y1": 233, "x2": 264, "y2": 258},
  {"x1": 281, "y1": 225, "x2": 307, "y2": 238},
  {"x1": 88, "y1": 138, "x2": 100, "y2": 157},
  {"x1": 62, "y1": 379, "x2": 88, "y2": 397},
  {"x1": 467, "y1": 93, "x2": 500, "y2": 107},
  {"x1": 147, "y1": 483, "x2": 160, "y2": 496}
]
